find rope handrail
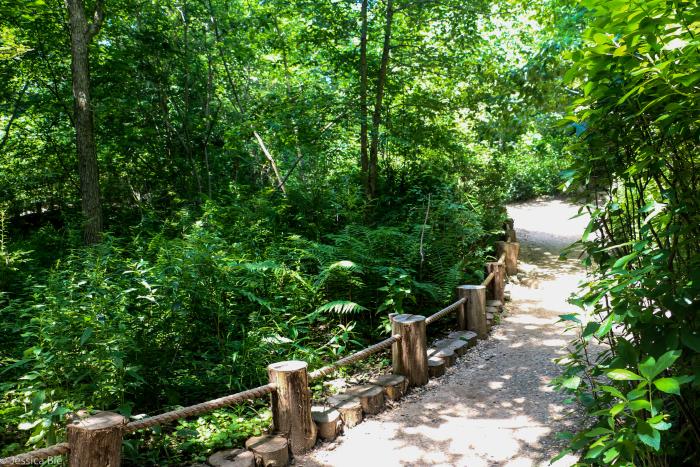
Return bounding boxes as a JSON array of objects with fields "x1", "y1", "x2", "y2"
[
  {"x1": 1, "y1": 292, "x2": 493, "y2": 460},
  {"x1": 482, "y1": 271, "x2": 495, "y2": 287},
  {"x1": 0, "y1": 442, "x2": 70, "y2": 466},
  {"x1": 125, "y1": 383, "x2": 277, "y2": 432},
  {"x1": 425, "y1": 298, "x2": 466, "y2": 325},
  {"x1": 497, "y1": 252, "x2": 506, "y2": 265},
  {"x1": 309, "y1": 334, "x2": 401, "y2": 381}
]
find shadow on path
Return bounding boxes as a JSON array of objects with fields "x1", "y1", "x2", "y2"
[{"x1": 296, "y1": 198, "x2": 589, "y2": 467}]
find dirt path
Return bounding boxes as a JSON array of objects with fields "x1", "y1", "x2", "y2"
[{"x1": 296, "y1": 198, "x2": 589, "y2": 467}]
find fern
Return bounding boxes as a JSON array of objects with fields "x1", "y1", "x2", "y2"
[{"x1": 315, "y1": 300, "x2": 367, "y2": 314}]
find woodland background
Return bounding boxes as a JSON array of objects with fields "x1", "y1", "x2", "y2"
[{"x1": 1, "y1": 0, "x2": 698, "y2": 465}]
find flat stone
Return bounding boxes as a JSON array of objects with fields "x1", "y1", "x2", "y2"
[
  {"x1": 433, "y1": 338, "x2": 468, "y2": 356},
  {"x1": 447, "y1": 331, "x2": 477, "y2": 347}
]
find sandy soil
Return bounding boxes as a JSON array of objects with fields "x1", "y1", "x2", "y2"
[{"x1": 295, "y1": 197, "x2": 589, "y2": 467}]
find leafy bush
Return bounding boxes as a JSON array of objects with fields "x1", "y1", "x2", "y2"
[{"x1": 553, "y1": 0, "x2": 700, "y2": 464}]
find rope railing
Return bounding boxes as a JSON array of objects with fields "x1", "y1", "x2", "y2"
[
  {"x1": 482, "y1": 271, "x2": 495, "y2": 287},
  {"x1": 125, "y1": 383, "x2": 277, "y2": 432},
  {"x1": 1, "y1": 233, "x2": 521, "y2": 466},
  {"x1": 0, "y1": 442, "x2": 70, "y2": 466},
  {"x1": 425, "y1": 298, "x2": 466, "y2": 325},
  {"x1": 309, "y1": 334, "x2": 401, "y2": 381}
]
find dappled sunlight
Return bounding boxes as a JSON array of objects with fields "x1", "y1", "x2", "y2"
[{"x1": 298, "y1": 199, "x2": 589, "y2": 467}]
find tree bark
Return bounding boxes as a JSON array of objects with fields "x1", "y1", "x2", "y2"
[
  {"x1": 267, "y1": 360, "x2": 316, "y2": 454},
  {"x1": 368, "y1": 0, "x2": 394, "y2": 198},
  {"x1": 65, "y1": 0, "x2": 103, "y2": 244},
  {"x1": 359, "y1": 0, "x2": 369, "y2": 194},
  {"x1": 67, "y1": 412, "x2": 125, "y2": 467},
  {"x1": 391, "y1": 314, "x2": 428, "y2": 387}
]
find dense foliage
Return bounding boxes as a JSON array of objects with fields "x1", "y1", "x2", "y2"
[
  {"x1": 555, "y1": 0, "x2": 700, "y2": 465},
  {"x1": 0, "y1": 0, "x2": 570, "y2": 463}
]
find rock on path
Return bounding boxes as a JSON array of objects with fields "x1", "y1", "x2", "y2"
[{"x1": 296, "y1": 197, "x2": 588, "y2": 467}]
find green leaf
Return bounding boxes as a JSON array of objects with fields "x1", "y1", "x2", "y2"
[
  {"x1": 610, "y1": 402, "x2": 626, "y2": 416},
  {"x1": 612, "y1": 252, "x2": 638, "y2": 270},
  {"x1": 585, "y1": 427, "x2": 613, "y2": 437},
  {"x1": 652, "y1": 350, "x2": 681, "y2": 377},
  {"x1": 582, "y1": 321, "x2": 599, "y2": 339},
  {"x1": 596, "y1": 315, "x2": 614, "y2": 337},
  {"x1": 653, "y1": 377, "x2": 680, "y2": 395},
  {"x1": 316, "y1": 300, "x2": 367, "y2": 314},
  {"x1": 639, "y1": 356, "x2": 657, "y2": 380},
  {"x1": 601, "y1": 385, "x2": 626, "y2": 400},
  {"x1": 681, "y1": 330, "x2": 700, "y2": 352},
  {"x1": 80, "y1": 327, "x2": 93, "y2": 346},
  {"x1": 637, "y1": 422, "x2": 660, "y2": 451},
  {"x1": 613, "y1": 44, "x2": 627, "y2": 57},
  {"x1": 558, "y1": 313, "x2": 580, "y2": 323},
  {"x1": 31, "y1": 390, "x2": 45, "y2": 412},
  {"x1": 649, "y1": 419, "x2": 672, "y2": 431},
  {"x1": 562, "y1": 375, "x2": 581, "y2": 389},
  {"x1": 607, "y1": 369, "x2": 643, "y2": 381},
  {"x1": 585, "y1": 444, "x2": 607, "y2": 459},
  {"x1": 603, "y1": 446, "x2": 620, "y2": 463},
  {"x1": 629, "y1": 399, "x2": 651, "y2": 411}
]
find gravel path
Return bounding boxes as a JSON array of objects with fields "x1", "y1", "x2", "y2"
[{"x1": 296, "y1": 197, "x2": 589, "y2": 467}]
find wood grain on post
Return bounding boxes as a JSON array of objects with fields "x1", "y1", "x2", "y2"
[
  {"x1": 67, "y1": 411, "x2": 126, "y2": 467},
  {"x1": 245, "y1": 435, "x2": 289, "y2": 466},
  {"x1": 327, "y1": 394, "x2": 363, "y2": 428},
  {"x1": 370, "y1": 374, "x2": 407, "y2": 401},
  {"x1": 268, "y1": 360, "x2": 317, "y2": 454},
  {"x1": 496, "y1": 241, "x2": 520, "y2": 275},
  {"x1": 504, "y1": 218, "x2": 517, "y2": 242},
  {"x1": 428, "y1": 357, "x2": 446, "y2": 378},
  {"x1": 456, "y1": 286, "x2": 468, "y2": 330},
  {"x1": 346, "y1": 385, "x2": 385, "y2": 415},
  {"x1": 486, "y1": 262, "x2": 505, "y2": 303},
  {"x1": 391, "y1": 314, "x2": 428, "y2": 387},
  {"x1": 311, "y1": 406, "x2": 342, "y2": 441},
  {"x1": 457, "y1": 285, "x2": 487, "y2": 339}
]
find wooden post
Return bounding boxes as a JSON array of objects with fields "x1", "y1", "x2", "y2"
[
  {"x1": 496, "y1": 241, "x2": 520, "y2": 275},
  {"x1": 268, "y1": 360, "x2": 317, "y2": 454},
  {"x1": 456, "y1": 286, "x2": 468, "y2": 330},
  {"x1": 498, "y1": 262, "x2": 506, "y2": 302},
  {"x1": 67, "y1": 411, "x2": 126, "y2": 467},
  {"x1": 391, "y1": 314, "x2": 428, "y2": 387},
  {"x1": 504, "y1": 218, "x2": 517, "y2": 242},
  {"x1": 457, "y1": 285, "x2": 487, "y2": 339},
  {"x1": 486, "y1": 262, "x2": 505, "y2": 303}
]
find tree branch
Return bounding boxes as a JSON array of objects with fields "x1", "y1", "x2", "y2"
[
  {"x1": 86, "y1": 0, "x2": 105, "y2": 40},
  {"x1": 253, "y1": 131, "x2": 287, "y2": 196}
]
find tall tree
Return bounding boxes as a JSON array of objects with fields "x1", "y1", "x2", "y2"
[
  {"x1": 65, "y1": 0, "x2": 104, "y2": 244},
  {"x1": 368, "y1": 0, "x2": 393, "y2": 198},
  {"x1": 359, "y1": 0, "x2": 369, "y2": 195}
]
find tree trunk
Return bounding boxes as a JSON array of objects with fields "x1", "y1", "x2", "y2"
[
  {"x1": 65, "y1": 0, "x2": 103, "y2": 244},
  {"x1": 368, "y1": 0, "x2": 394, "y2": 199},
  {"x1": 359, "y1": 0, "x2": 369, "y2": 194}
]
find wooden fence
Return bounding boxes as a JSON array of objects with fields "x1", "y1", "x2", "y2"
[{"x1": 0, "y1": 232, "x2": 520, "y2": 467}]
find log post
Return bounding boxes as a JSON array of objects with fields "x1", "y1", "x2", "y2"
[
  {"x1": 456, "y1": 286, "x2": 468, "y2": 330},
  {"x1": 504, "y1": 218, "x2": 517, "y2": 242},
  {"x1": 268, "y1": 360, "x2": 317, "y2": 454},
  {"x1": 498, "y1": 262, "x2": 506, "y2": 302},
  {"x1": 457, "y1": 285, "x2": 487, "y2": 339},
  {"x1": 486, "y1": 262, "x2": 505, "y2": 303},
  {"x1": 67, "y1": 411, "x2": 126, "y2": 467},
  {"x1": 390, "y1": 314, "x2": 428, "y2": 387},
  {"x1": 496, "y1": 241, "x2": 520, "y2": 275}
]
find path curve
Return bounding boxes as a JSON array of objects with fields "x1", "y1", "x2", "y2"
[{"x1": 297, "y1": 197, "x2": 588, "y2": 467}]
